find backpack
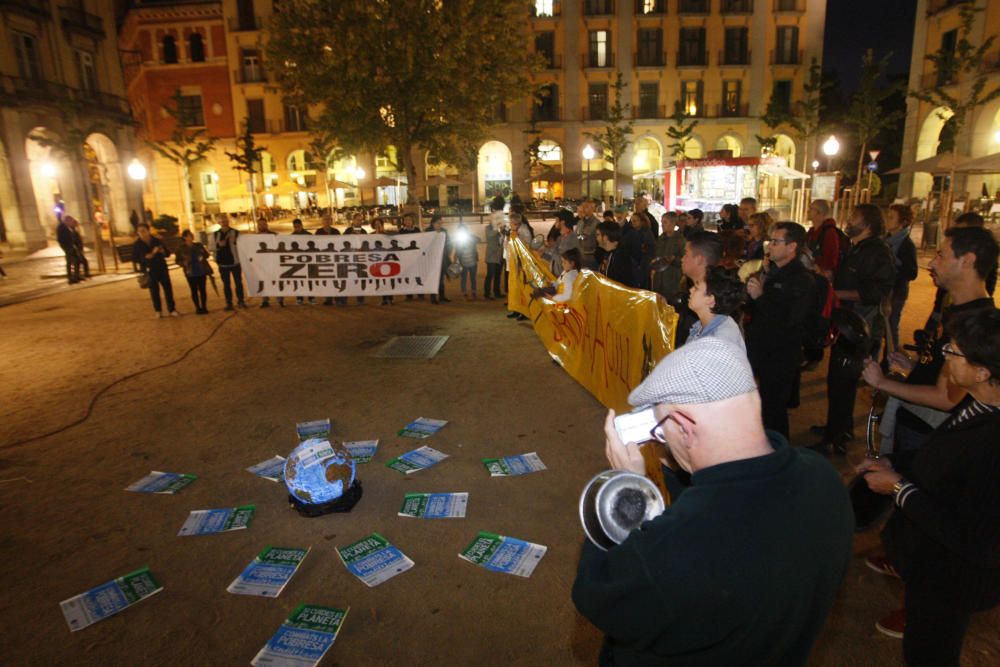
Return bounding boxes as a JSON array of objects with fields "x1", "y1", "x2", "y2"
[
  {"x1": 810, "y1": 223, "x2": 849, "y2": 272},
  {"x1": 804, "y1": 271, "x2": 836, "y2": 355}
]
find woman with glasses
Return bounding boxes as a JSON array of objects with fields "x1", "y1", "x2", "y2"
[{"x1": 857, "y1": 309, "x2": 1000, "y2": 664}]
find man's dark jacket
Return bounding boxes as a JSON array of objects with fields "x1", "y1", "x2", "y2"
[
  {"x1": 746, "y1": 257, "x2": 815, "y2": 369},
  {"x1": 833, "y1": 235, "x2": 895, "y2": 335},
  {"x1": 572, "y1": 434, "x2": 853, "y2": 666}
]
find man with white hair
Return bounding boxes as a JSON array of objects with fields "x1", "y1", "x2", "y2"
[{"x1": 573, "y1": 337, "x2": 853, "y2": 666}]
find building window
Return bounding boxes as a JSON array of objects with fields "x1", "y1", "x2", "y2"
[
  {"x1": 201, "y1": 173, "x2": 219, "y2": 202},
  {"x1": 636, "y1": 28, "x2": 663, "y2": 66},
  {"x1": 589, "y1": 83, "x2": 609, "y2": 120},
  {"x1": 635, "y1": 0, "x2": 665, "y2": 13},
  {"x1": 721, "y1": 0, "x2": 753, "y2": 12},
  {"x1": 75, "y1": 49, "x2": 97, "y2": 93},
  {"x1": 178, "y1": 94, "x2": 205, "y2": 127},
  {"x1": 241, "y1": 49, "x2": 264, "y2": 82},
  {"x1": 12, "y1": 32, "x2": 41, "y2": 81},
  {"x1": 775, "y1": 0, "x2": 797, "y2": 10},
  {"x1": 535, "y1": 31, "x2": 555, "y2": 67},
  {"x1": 284, "y1": 103, "x2": 306, "y2": 132},
  {"x1": 236, "y1": 0, "x2": 257, "y2": 30},
  {"x1": 772, "y1": 80, "x2": 792, "y2": 114},
  {"x1": 584, "y1": 0, "x2": 614, "y2": 16},
  {"x1": 163, "y1": 35, "x2": 178, "y2": 64},
  {"x1": 722, "y1": 80, "x2": 742, "y2": 116},
  {"x1": 639, "y1": 82, "x2": 659, "y2": 118},
  {"x1": 723, "y1": 27, "x2": 749, "y2": 65},
  {"x1": 681, "y1": 81, "x2": 703, "y2": 116},
  {"x1": 246, "y1": 99, "x2": 265, "y2": 133},
  {"x1": 775, "y1": 26, "x2": 799, "y2": 64},
  {"x1": 588, "y1": 30, "x2": 611, "y2": 68},
  {"x1": 189, "y1": 33, "x2": 205, "y2": 62},
  {"x1": 678, "y1": 28, "x2": 706, "y2": 66},
  {"x1": 533, "y1": 84, "x2": 559, "y2": 121},
  {"x1": 678, "y1": 0, "x2": 709, "y2": 13},
  {"x1": 533, "y1": 0, "x2": 555, "y2": 16}
]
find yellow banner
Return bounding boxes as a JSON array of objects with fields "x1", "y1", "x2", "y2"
[{"x1": 507, "y1": 238, "x2": 678, "y2": 412}]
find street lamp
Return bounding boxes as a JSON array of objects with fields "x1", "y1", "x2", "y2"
[
  {"x1": 811, "y1": 159, "x2": 820, "y2": 172},
  {"x1": 41, "y1": 161, "x2": 57, "y2": 178},
  {"x1": 821, "y1": 135, "x2": 840, "y2": 172},
  {"x1": 582, "y1": 144, "x2": 595, "y2": 199},
  {"x1": 128, "y1": 158, "x2": 147, "y2": 227}
]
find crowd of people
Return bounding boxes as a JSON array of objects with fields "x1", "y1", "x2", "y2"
[{"x1": 38, "y1": 188, "x2": 1000, "y2": 665}]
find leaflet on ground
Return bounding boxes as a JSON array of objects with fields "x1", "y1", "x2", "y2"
[
  {"x1": 252, "y1": 604, "x2": 349, "y2": 667},
  {"x1": 459, "y1": 532, "x2": 547, "y2": 578},
  {"x1": 125, "y1": 471, "x2": 197, "y2": 494},
  {"x1": 397, "y1": 417, "x2": 448, "y2": 439},
  {"x1": 337, "y1": 533, "x2": 413, "y2": 587},
  {"x1": 385, "y1": 446, "x2": 448, "y2": 474},
  {"x1": 228, "y1": 546, "x2": 310, "y2": 597},
  {"x1": 248, "y1": 455, "x2": 286, "y2": 482},
  {"x1": 60, "y1": 566, "x2": 163, "y2": 632},
  {"x1": 294, "y1": 439, "x2": 336, "y2": 467},
  {"x1": 296, "y1": 418, "x2": 331, "y2": 441},
  {"x1": 483, "y1": 452, "x2": 547, "y2": 477},
  {"x1": 178, "y1": 505, "x2": 255, "y2": 536},
  {"x1": 343, "y1": 440, "x2": 378, "y2": 464},
  {"x1": 398, "y1": 492, "x2": 468, "y2": 519}
]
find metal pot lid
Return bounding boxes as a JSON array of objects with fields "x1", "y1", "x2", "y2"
[
  {"x1": 579, "y1": 470, "x2": 619, "y2": 551},
  {"x1": 595, "y1": 471, "x2": 665, "y2": 545}
]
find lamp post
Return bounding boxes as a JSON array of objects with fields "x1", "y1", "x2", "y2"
[
  {"x1": 582, "y1": 144, "x2": 595, "y2": 199},
  {"x1": 821, "y1": 135, "x2": 840, "y2": 173},
  {"x1": 125, "y1": 158, "x2": 149, "y2": 270}
]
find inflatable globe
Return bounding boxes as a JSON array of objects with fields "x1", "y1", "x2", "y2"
[{"x1": 284, "y1": 439, "x2": 356, "y2": 506}]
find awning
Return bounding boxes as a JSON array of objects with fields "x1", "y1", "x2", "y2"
[
  {"x1": 886, "y1": 152, "x2": 969, "y2": 175},
  {"x1": 758, "y1": 164, "x2": 811, "y2": 180},
  {"x1": 954, "y1": 151, "x2": 1000, "y2": 174}
]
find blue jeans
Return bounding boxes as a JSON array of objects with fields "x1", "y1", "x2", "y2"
[
  {"x1": 460, "y1": 265, "x2": 477, "y2": 295},
  {"x1": 219, "y1": 264, "x2": 245, "y2": 305}
]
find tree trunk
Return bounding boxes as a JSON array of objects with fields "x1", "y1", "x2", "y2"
[
  {"x1": 855, "y1": 140, "x2": 867, "y2": 208},
  {"x1": 248, "y1": 171, "x2": 259, "y2": 231},
  {"x1": 401, "y1": 142, "x2": 422, "y2": 225},
  {"x1": 180, "y1": 164, "x2": 195, "y2": 234},
  {"x1": 77, "y1": 158, "x2": 106, "y2": 273}
]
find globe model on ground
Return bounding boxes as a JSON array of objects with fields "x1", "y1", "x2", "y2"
[{"x1": 283, "y1": 438, "x2": 356, "y2": 505}]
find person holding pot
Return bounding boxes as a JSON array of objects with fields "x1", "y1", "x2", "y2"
[
  {"x1": 175, "y1": 229, "x2": 211, "y2": 314},
  {"x1": 133, "y1": 223, "x2": 178, "y2": 318},
  {"x1": 573, "y1": 337, "x2": 852, "y2": 666}
]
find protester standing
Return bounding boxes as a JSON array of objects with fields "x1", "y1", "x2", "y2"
[
  {"x1": 575, "y1": 198, "x2": 602, "y2": 270},
  {"x1": 744, "y1": 212, "x2": 769, "y2": 261},
  {"x1": 213, "y1": 215, "x2": 246, "y2": 311},
  {"x1": 739, "y1": 197, "x2": 757, "y2": 224},
  {"x1": 718, "y1": 203, "x2": 744, "y2": 232},
  {"x1": 483, "y1": 216, "x2": 504, "y2": 300},
  {"x1": 574, "y1": 337, "x2": 853, "y2": 666},
  {"x1": 547, "y1": 210, "x2": 580, "y2": 277},
  {"x1": 56, "y1": 215, "x2": 82, "y2": 284},
  {"x1": 69, "y1": 217, "x2": 91, "y2": 279},
  {"x1": 651, "y1": 212, "x2": 685, "y2": 301},
  {"x1": 885, "y1": 204, "x2": 919, "y2": 351},
  {"x1": 686, "y1": 265, "x2": 746, "y2": 352},
  {"x1": 454, "y1": 222, "x2": 478, "y2": 300},
  {"x1": 745, "y1": 222, "x2": 815, "y2": 438},
  {"x1": 858, "y1": 309, "x2": 1000, "y2": 665},
  {"x1": 813, "y1": 204, "x2": 895, "y2": 455},
  {"x1": 290, "y1": 218, "x2": 315, "y2": 305},
  {"x1": 175, "y1": 229, "x2": 211, "y2": 314},
  {"x1": 632, "y1": 196, "x2": 659, "y2": 238},
  {"x1": 429, "y1": 214, "x2": 451, "y2": 304},
  {"x1": 314, "y1": 215, "x2": 340, "y2": 305},
  {"x1": 133, "y1": 223, "x2": 178, "y2": 318},
  {"x1": 674, "y1": 232, "x2": 723, "y2": 346},
  {"x1": 806, "y1": 199, "x2": 845, "y2": 281}
]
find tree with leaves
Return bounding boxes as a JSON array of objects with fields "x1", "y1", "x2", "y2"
[
  {"x1": 909, "y1": 4, "x2": 1000, "y2": 232},
  {"x1": 523, "y1": 119, "x2": 543, "y2": 173},
  {"x1": 666, "y1": 102, "x2": 699, "y2": 160},
  {"x1": 225, "y1": 119, "x2": 267, "y2": 229},
  {"x1": 29, "y1": 105, "x2": 108, "y2": 271},
  {"x1": 267, "y1": 0, "x2": 543, "y2": 213},
  {"x1": 846, "y1": 50, "x2": 904, "y2": 206},
  {"x1": 146, "y1": 90, "x2": 217, "y2": 233},
  {"x1": 585, "y1": 72, "x2": 634, "y2": 201},
  {"x1": 308, "y1": 130, "x2": 345, "y2": 212}
]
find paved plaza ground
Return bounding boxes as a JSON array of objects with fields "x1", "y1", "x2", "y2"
[{"x1": 0, "y1": 249, "x2": 997, "y2": 666}]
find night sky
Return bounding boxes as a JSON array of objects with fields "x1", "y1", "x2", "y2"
[{"x1": 822, "y1": 0, "x2": 917, "y2": 93}]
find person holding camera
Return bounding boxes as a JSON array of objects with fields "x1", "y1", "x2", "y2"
[
  {"x1": 133, "y1": 223, "x2": 178, "y2": 318},
  {"x1": 573, "y1": 337, "x2": 852, "y2": 666}
]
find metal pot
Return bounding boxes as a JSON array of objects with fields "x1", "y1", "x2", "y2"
[{"x1": 579, "y1": 470, "x2": 666, "y2": 551}]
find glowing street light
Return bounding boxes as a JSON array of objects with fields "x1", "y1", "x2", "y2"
[
  {"x1": 355, "y1": 166, "x2": 366, "y2": 206},
  {"x1": 40, "y1": 162, "x2": 57, "y2": 178},
  {"x1": 811, "y1": 159, "x2": 820, "y2": 172},
  {"x1": 127, "y1": 158, "x2": 147, "y2": 182},
  {"x1": 582, "y1": 144, "x2": 595, "y2": 198},
  {"x1": 822, "y1": 135, "x2": 840, "y2": 171}
]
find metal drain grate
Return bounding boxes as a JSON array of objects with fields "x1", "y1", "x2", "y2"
[{"x1": 374, "y1": 335, "x2": 450, "y2": 359}]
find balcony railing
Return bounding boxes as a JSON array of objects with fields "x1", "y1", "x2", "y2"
[
  {"x1": 771, "y1": 49, "x2": 803, "y2": 65},
  {"x1": 633, "y1": 104, "x2": 666, "y2": 119},
  {"x1": 719, "y1": 49, "x2": 751, "y2": 66},
  {"x1": 773, "y1": 0, "x2": 803, "y2": 12},
  {"x1": 543, "y1": 54, "x2": 562, "y2": 69},
  {"x1": 676, "y1": 51, "x2": 708, "y2": 67},
  {"x1": 586, "y1": 54, "x2": 614, "y2": 68},
  {"x1": 721, "y1": 0, "x2": 754, "y2": 13},
  {"x1": 634, "y1": 52, "x2": 666, "y2": 67},
  {"x1": 1, "y1": 0, "x2": 51, "y2": 19},
  {"x1": 60, "y1": 5, "x2": 105, "y2": 39},
  {"x1": 228, "y1": 16, "x2": 261, "y2": 32},
  {"x1": 583, "y1": 0, "x2": 614, "y2": 16},
  {"x1": 234, "y1": 68, "x2": 270, "y2": 84},
  {"x1": 716, "y1": 103, "x2": 750, "y2": 118},
  {"x1": 583, "y1": 106, "x2": 609, "y2": 122},
  {"x1": 634, "y1": 0, "x2": 665, "y2": 14},
  {"x1": 926, "y1": 0, "x2": 971, "y2": 16},
  {"x1": 532, "y1": 106, "x2": 561, "y2": 122},
  {"x1": 678, "y1": 0, "x2": 710, "y2": 14},
  {"x1": 0, "y1": 74, "x2": 130, "y2": 117}
]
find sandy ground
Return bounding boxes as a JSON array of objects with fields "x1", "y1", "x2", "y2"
[{"x1": 0, "y1": 260, "x2": 997, "y2": 666}]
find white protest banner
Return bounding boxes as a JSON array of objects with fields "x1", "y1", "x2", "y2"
[{"x1": 237, "y1": 232, "x2": 445, "y2": 297}]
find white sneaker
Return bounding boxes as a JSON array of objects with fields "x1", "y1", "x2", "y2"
[
  {"x1": 169, "y1": 310, "x2": 180, "y2": 317},
  {"x1": 155, "y1": 312, "x2": 163, "y2": 319}
]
